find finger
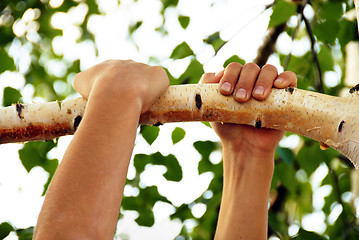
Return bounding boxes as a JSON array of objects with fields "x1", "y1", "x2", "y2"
[
  {"x1": 274, "y1": 71, "x2": 297, "y2": 88},
  {"x1": 233, "y1": 62, "x2": 260, "y2": 102},
  {"x1": 218, "y1": 62, "x2": 243, "y2": 95},
  {"x1": 252, "y1": 64, "x2": 278, "y2": 101},
  {"x1": 200, "y1": 72, "x2": 216, "y2": 84}
]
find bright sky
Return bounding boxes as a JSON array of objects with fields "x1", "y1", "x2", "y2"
[{"x1": 0, "y1": 0, "x2": 347, "y2": 239}]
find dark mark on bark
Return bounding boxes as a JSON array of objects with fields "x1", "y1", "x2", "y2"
[
  {"x1": 154, "y1": 122, "x2": 162, "y2": 126},
  {"x1": 74, "y1": 115, "x2": 82, "y2": 131},
  {"x1": 285, "y1": 87, "x2": 294, "y2": 94},
  {"x1": 338, "y1": 120, "x2": 345, "y2": 132},
  {"x1": 195, "y1": 93, "x2": 202, "y2": 110},
  {"x1": 255, "y1": 119, "x2": 262, "y2": 129},
  {"x1": 349, "y1": 84, "x2": 359, "y2": 93},
  {"x1": 16, "y1": 103, "x2": 24, "y2": 119}
]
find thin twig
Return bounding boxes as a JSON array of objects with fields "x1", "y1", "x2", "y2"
[{"x1": 302, "y1": 13, "x2": 324, "y2": 93}]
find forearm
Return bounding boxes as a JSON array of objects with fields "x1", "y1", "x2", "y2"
[
  {"x1": 34, "y1": 93, "x2": 141, "y2": 239},
  {"x1": 215, "y1": 143, "x2": 274, "y2": 240}
]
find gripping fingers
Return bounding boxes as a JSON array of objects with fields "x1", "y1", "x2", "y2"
[
  {"x1": 233, "y1": 63, "x2": 260, "y2": 102},
  {"x1": 251, "y1": 64, "x2": 278, "y2": 101},
  {"x1": 274, "y1": 71, "x2": 297, "y2": 88},
  {"x1": 219, "y1": 62, "x2": 243, "y2": 95}
]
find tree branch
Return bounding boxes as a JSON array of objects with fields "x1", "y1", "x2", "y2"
[
  {"x1": 254, "y1": 23, "x2": 286, "y2": 67},
  {"x1": 302, "y1": 13, "x2": 324, "y2": 93}
]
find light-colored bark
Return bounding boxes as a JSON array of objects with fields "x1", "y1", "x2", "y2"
[{"x1": 1, "y1": 84, "x2": 359, "y2": 168}]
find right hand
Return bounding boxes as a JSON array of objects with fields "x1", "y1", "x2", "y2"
[{"x1": 73, "y1": 60, "x2": 169, "y2": 114}]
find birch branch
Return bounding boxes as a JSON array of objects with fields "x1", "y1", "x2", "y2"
[{"x1": 1, "y1": 84, "x2": 359, "y2": 169}]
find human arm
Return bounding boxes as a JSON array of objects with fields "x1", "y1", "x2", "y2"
[
  {"x1": 201, "y1": 62, "x2": 297, "y2": 239},
  {"x1": 33, "y1": 60, "x2": 169, "y2": 240}
]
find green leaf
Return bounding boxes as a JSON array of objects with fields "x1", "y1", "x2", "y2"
[
  {"x1": 268, "y1": 0, "x2": 297, "y2": 28},
  {"x1": 276, "y1": 147, "x2": 294, "y2": 165},
  {"x1": 194, "y1": 141, "x2": 217, "y2": 174},
  {"x1": 203, "y1": 32, "x2": 227, "y2": 54},
  {"x1": 129, "y1": 21, "x2": 143, "y2": 35},
  {"x1": 3, "y1": 87, "x2": 23, "y2": 107},
  {"x1": 161, "y1": 0, "x2": 179, "y2": 10},
  {"x1": 16, "y1": 227, "x2": 34, "y2": 240},
  {"x1": 275, "y1": 162, "x2": 297, "y2": 195},
  {"x1": 0, "y1": 222, "x2": 14, "y2": 239},
  {"x1": 293, "y1": 228, "x2": 326, "y2": 240},
  {"x1": 223, "y1": 55, "x2": 245, "y2": 68},
  {"x1": 318, "y1": 45, "x2": 334, "y2": 72},
  {"x1": 314, "y1": 19, "x2": 340, "y2": 45},
  {"x1": 152, "y1": 152, "x2": 183, "y2": 182},
  {"x1": 135, "y1": 207, "x2": 155, "y2": 227},
  {"x1": 140, "y1": 125, "x2": 160, "y2": 145},
  {"x1": 134, "y1": 154, "x2": 150, "y2": 173},
  {"x1": 173, "y1": 58, "x2": 204, "y2": 85},
  {"x1": 170, "y1": 42, "x2": 194, "y2": 59},
  {"x1": 318, "y1": 1, "x2": 343, "y2": 21},
  {"x1": 18, "y1": 141, "x2": 57, "y2": 173},
  {"x1": 171, "y1": 127, "x2": 186, "y2": 144},
  {"x1": 178, "y1": 15, "x2": 190, "y2": 29},
  {"x1": 0, "y1": 47, "x2": 15, "y2": 74}
]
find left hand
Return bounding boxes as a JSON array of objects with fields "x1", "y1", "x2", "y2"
[{"x1": 201, "y1": 62, "x2": 297, "y2": 156}]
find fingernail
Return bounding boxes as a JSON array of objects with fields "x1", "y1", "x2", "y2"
[
  {"x1": 254, "y1": 86, "x2": 265, "y2": 96},
  {"x1": 275, "y1": 78, "x2": 283, "y2": 85},
  {"x1": 235, "y1": 88, "x2": 247, "y2": 99},
  {"x1": 220, "y1": 82, "x2": 232, "y2": 92}
]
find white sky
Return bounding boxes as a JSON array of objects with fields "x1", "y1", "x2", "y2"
[{"x1": 0, "y1": 0, "x2": 350, "y2": 239}]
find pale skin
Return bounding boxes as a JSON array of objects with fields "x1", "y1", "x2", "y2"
[{"x1": 33, "y1": 60, "x2": 296, "y2": 240}]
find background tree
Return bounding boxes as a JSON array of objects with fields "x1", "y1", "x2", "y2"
[{"x1": 0, "y1": 0, "x2": 359, "y2": 239}]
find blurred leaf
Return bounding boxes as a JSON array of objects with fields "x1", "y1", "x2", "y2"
[
  {"x1": 293, "y1": 228, "x2": 326, "y2": 239},
  {"x1": 171, "y1": 204, "x2": 194, "y2": 221},
  {"x1": 18, "y1": 141, "x2": 58, "y2": 195},
  {"x1": 275, "y1": 162, "x2": 297, "y2": 195},
  {"x1": 313, "y1": 19, "x2": 340, "y2": 45},
  {"x1": 338, "y1": 19, "x2": 358, "y2": 48},
  {"x1": 276, "y1": 147, "x2": 294, "y2": 165},
  {"x1": 318, "y1": 45, "x2": 334, "y2": 72},
  {"x1": 134, "y1": 154, "x2": 150, "y2": 174},
  {"x1": 203, "y1": 32, "x2": 227, "y2": 54},
  {"x1": 0, "y1": 222, "x2": 13, "y2": 239},
  {"x1": 135, "y1": 207, "x2": 155, "y2": 227},
  {"x1": 268, "y1": 0, "x2": 297, "y2": 28},
  {"x1": 194, "y1": 141, "x2": 218, "y2": 174},
  {"x1": 0, "y1": 47, "x2": 15, "y2": 74},
  {"x1": 173, "y1": 58, "x2": 204, "y2": 85},
  {"x1": 152, "y1": 152, "x2": 183, "y2": 182},
  {"x1": 18, "y1": 141, "x2": 57, "y2": 173},
  {"x1": 3, "y1": 87, "x2": 23, "y2": 107},
  {"x1": 161, "y1": 0, "x2": 179, "y2": 11},
  {"x1": 170, "y1": 42, "x2": 194, "y2": 59},
  {"x1": 178, "y1": 15, "x2": 190, "y2": 29},
  {"x1": 140, "y1": 125, "x2": 160, "y2": 145},
  {"x1": 16, "y1": 227, "x2": 34, "y2": 240},
  {"x1": 318, "y1": 1, "x2": 343, "y2": 21},
  {"x1": 129, "y1": 21, "x2": 143, "y2": 35},
  {"x1": 223, "y1": 55, "x2": 245, "y2": 68},
  {"x1": 171, "y1": 127, "x2": 186, "y2": 144}
]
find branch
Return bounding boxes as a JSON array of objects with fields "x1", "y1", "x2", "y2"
[
  {"x1": 254, "y1": 23, "x2": 286, "y2": 67},
  {"x1": 302, "y1": 14, "x2": 324, "y2": 93},
  {"x1": 2, "y1": 84, "x2": 359, "y2": 169}
]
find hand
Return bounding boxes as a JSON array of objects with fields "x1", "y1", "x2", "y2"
[
  {"x1": 73, "y1": 60, "x2": 169, "y2": 114},
  {"x1": 201, "y1": 62, "x2": 297, "y2": 156}
]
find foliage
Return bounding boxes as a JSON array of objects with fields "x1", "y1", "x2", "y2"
[{"x1": 0, "y1": 0, "x2": 359, "y2": 239}]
